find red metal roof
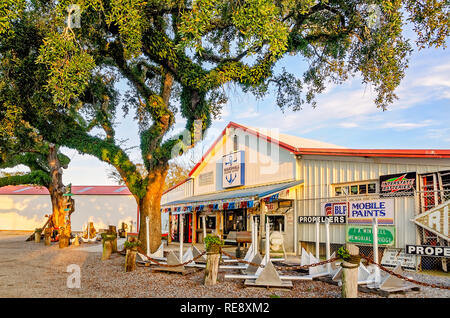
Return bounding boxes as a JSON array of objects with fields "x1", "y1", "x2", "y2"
[
  {"x1": 171, "y1": 122, "x2": 450, "y2": 195},
  {"x1": 187, "y1": 122, "x2": 450, "y2": 179},
  {"x1": 294, "y1": 148, "x2": 450, "y2": 158},
  {"x1": 0, "y1": 185, "x2": 133, "y2": 195}
]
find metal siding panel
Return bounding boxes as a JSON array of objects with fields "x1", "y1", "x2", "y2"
[{"x1": 297, "y1": 157, "x2": 450, "y2": 246}]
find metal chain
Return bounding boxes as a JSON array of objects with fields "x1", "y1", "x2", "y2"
[
  {"x1": 361, "y1": 255, "x2": 450, "y2": 290},
  {"x1": 221, "y1": 250, "x2": 339, "y2": 270},
  {"x1": 119, "y1": 246, "x2": 450, "y2": 290},
  {"x1": 136, "y1": 246, "x2": 207, "y2": 267}
]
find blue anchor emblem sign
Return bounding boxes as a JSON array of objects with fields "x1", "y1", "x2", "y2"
[
  {"x1": 223, "y1": 151, "x2": 244, "y2": 188},
  {"x1": 225, "y1": 173, "x2": 237, "y2": 184}
]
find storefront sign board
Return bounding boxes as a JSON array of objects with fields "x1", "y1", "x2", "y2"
[
  {"x1": 222, "y1": 151, "x2": 245, "y2": 188},
  {"x1": 412, "y1": 200, "x2": 449, "y2": 242},
  {"x1": 348, "y1": 198, "x2": 395, "y2": 225},
  {"x1": 346, "y1": 225, "x2": 396, "y2": 246},
  {"x1": 380, "y1": 248, "x2": 417, "y2": 269}
]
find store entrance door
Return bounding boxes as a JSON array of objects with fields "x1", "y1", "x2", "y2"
[
  {"x1": 171, "y1": 214, "x2": 192, "y2": 243},
  {"x1": 223, "y1": 208, "x2": 247, "y2": 235}
]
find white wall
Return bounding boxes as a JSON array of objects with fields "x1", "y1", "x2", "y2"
[
  {"x1": 193, "y1": 126, "x2": 296, "y2": 196},
  {"x1": 0, "y1": 194, "x2": 137, "y2": 232}
]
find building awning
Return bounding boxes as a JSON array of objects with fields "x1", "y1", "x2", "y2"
[{"x1": 161, "y1": 180, "x2": 303, "y2": 213}]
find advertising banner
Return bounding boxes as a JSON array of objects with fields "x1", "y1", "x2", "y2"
[
  {"x1": 322, "y1": 202, "x2": 348, "y2": 217},
  {"x1": 222, "y1": 151, "x2": 245, "y2": 188},
  {"x1": 405, "y1": 245, "x2": 450, "y2": 257},
  {"x1": 348, "y1": 198, "x2": 395, "y2": 225},
  {"x1": 380, "y1": 172, "x2": 416, "y2": 197},
  {"x1": 412, "y1": 200, "x2": 449, "y2": 241},
  {"x1": 346, "y1": 225, "x2": 396, "y2": 246},
  {"x1": 298, "y1": 216, "x2": 346, "y2": 224},
  {"x1": 380, "y1": 248, "x2": 417, "y2": 269}
]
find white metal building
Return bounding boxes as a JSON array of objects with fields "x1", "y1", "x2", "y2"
[
  {"x1": 161, "y1": 122, "x2": 450, "y2": 270},
  {"x1": 0, "y1": 185, "x2": 138, "y2": 232}
]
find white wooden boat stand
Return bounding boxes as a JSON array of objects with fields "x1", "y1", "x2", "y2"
[{"x1": 224, "y1": 222, "x2": 314, "y2": 288}]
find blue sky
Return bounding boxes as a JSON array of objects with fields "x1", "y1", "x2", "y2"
[{"x1": 53, "y1": 32, "x2": 449, "y2": 186}]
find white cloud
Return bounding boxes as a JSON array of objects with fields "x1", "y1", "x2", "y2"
[
  {"x1": 381, "y1": 120, "x2": 434, "y2": 130},
  {"x1": 339, "y1": 122, "x2": 360, "y2": 128}
]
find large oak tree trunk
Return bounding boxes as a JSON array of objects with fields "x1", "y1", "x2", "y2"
[
  {"x1": 47, "y1": 144, "x2": 66, "y2": 230},
  {"x1": 137, "y1": 167, "x2": 167, "y2": 253}
]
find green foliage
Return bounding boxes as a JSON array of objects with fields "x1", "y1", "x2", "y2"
[
  {"x1": 0, "y1": 0, "x2": 25, "y2": 36},
  {"x1": 405, "y1": 0, "x2": 450, "y2": 49},
  {"x1": 163, "y1": 160, "x2": 194, "y2": 191},
  {"x1": 1, "y1": 0, "x2": 449, "y2": 221},
  {"x1": 37, "y1": 31, "x2": 96, "y2": 107},
  {"x1": 204, "y1": 234, "x2": 224, "y2": 252},
  {"x1": 337, "y1": 246, "x2": 350, "y2": 261},
  {"x1": 101, "y1": 232, "x2": 117, "y2": 241},
  {"x1": 0, "y1": 170, "x2": 52, "y2": 188},
  {"x1": 105, "y1": 0, "x2": 148, "y2": 59},
  {"x1": 124, "y1": 239, "x2": 141, "y2": 249}
]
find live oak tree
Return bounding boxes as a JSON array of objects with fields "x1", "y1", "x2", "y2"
[
  {"x1": 0, "y1": 144, "x2": 71, "y2": 230},
  {"x1": 0, "y1": 50, "x2": 71, "y2": 229},
  {"x1": 0, "y1": 4, "x2": 83, "y2": 230},
  {"x1": 108, "y1": 160, "x2": 193, "y2": 192},
  {"x1": 1, "y1": 0, "x2": 448, "y2": 252}
]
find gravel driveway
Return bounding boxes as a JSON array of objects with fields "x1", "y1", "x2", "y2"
[{"x1": 0, "y1": 231, "x2": 448, "y2": 298}]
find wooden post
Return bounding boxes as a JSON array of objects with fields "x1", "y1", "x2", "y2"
[
  {"x1": 168, "y1": 213, "x2": 172, "y2": 244},
  {"x1": 59, "y1": 234, "x2": 69, "y2": 248},
  {"x1": 108, "y1": 225, "x2": 117, "y2": 252},
  {"x1": 44, "y1": 228, "x2": 52, "y2": 246},
  {"x1": 341, "y1": 243, "x2": 360, "y2": 298},
  {"x1": 192, "y1": 211, "x2": 197, "y2": 244},
  {"x1": 180, "y1": 215, "x2": 184, "y2": 262},
  {"x1": 102, "y1": 240, "x2": 113, "y2": 260},
  {"x1": 204, "y1": 251, "x2": 220, "y2": 286},
  {"x1": 372, "y1": 217, "x2": 381, "y2": 285},
  {"x1": 202, "y1": 215, "x2": 207, "y2": 243},
  {"x1": 325, "y1": 219, "x2": 331, "y2": 273},
  {"x1": 146, "y1": 216, "x2": 150, "y2": 256},
  {"x1": 35, "y1": 230, "x2": 41, "y2": 243},
  {"x1": 73, "y1": 235, "x2": 80, "y2": 246},
  {"x1": 315, "y1": 221, "x2": 320, "y2": 259},
  {"x1": 125, "y1": 248, "x2": 137, "y2": 272}
]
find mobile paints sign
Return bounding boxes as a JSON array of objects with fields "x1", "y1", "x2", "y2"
[{"x1": 348, "y1": 198, "x2": 394, "y2": 225}]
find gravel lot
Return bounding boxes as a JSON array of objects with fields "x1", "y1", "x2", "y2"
[{"x1": 0, "y1": 231, "x2": 448, "y2": 298}]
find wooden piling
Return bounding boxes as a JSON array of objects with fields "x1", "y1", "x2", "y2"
[
  {"x1": 341, "y1": 244, "x2": 360, "y2": 298},
  {"x1": 125, "y1": 248, "x2": 137, "y2": 272},
  {"x1": 204, "y1": 252, "x2": 220, "y2": 286}
]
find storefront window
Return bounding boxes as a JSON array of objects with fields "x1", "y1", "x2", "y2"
[
  {"x1": 334, "y1": 182, "x2": 377, "y2": 196},
  {"x1": 224, "y1": 209, "x2": 246, "y2": 234},
  {"x1": 359, "y1": 184, "x2": 367, "y2": 194},
  {"x1": 267, "y1": 215, "x2": 285, "y2": 232},
  {"x1": 206, "y1": 216, "x2": 216, "y2": 229}
]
